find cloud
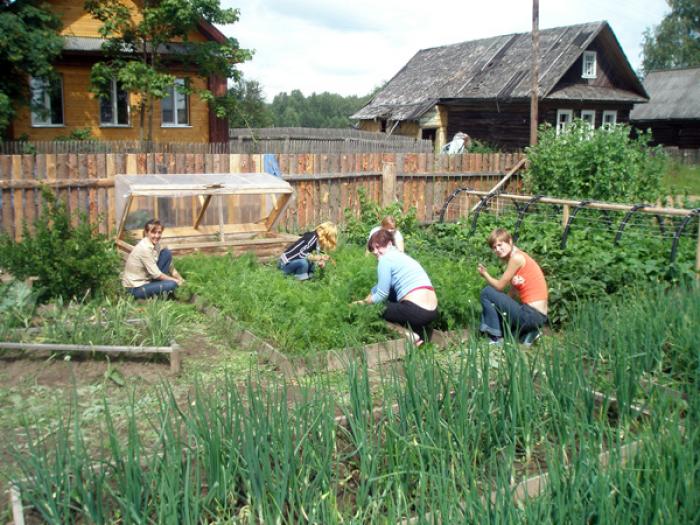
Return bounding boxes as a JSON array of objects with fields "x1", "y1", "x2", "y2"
[{"x1": 222, "y1": 0, "x2": 671, "y2": 100}]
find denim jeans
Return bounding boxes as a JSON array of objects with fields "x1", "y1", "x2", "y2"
[
  {"x1": 129, "y1": 249, "x2": 178, "y2": 299},
  {"x1": 479, "y1": 285, "x2": 547, "y2": 338},
  {"x1": 279, "y1": 258, "x2": 314, "y2": 280}
]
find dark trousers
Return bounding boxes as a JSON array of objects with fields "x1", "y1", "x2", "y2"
[
  {"x1": 383, "y1": 300, "x2": 438, "y2": 339},
  {"x1": 479, "y1": 285, "x2": 547, "y2": 338}
]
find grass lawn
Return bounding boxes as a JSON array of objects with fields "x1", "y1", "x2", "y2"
[{"x1": 661, "y1": 160, "x2": 700, "y2": 198}]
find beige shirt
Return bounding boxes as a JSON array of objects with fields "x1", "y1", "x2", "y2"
[{"x1": 122, "y1": 237, "x2": 163, "y2": 288}]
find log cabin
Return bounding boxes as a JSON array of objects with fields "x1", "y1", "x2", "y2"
[
  {"x1": 9, "y1": 0, "x2": 229, "y2": 143},
  {"x1": 630, "y1": 67, "x2": 700, "y2": 149},
  {"x1": 352, "y1": 21, "x2": 648, "y2": 151}
]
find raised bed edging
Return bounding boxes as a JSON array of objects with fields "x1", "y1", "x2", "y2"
[{"x1": 0, "y1": 341, "x2": 182, "y2": 374}]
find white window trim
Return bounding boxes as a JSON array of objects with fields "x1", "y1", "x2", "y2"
[
  {"x1": 581, "y1": 110, "x2": 596, "y2": 127},
  {"x1": 602, "y1": 110, "x2": 617, "y2": 128},
  {"x1": 30, "y1": 76, "x2": 65, "y2": 127},
  {"x1": 582, "y1": 51, "x2": 597, "y2": 79},
  {"x1": 556, "y1": 109, "x2": 573, "y2": 135},
  {"x1": 99, "y1": 78, "x2": 131, "y2": 127},
  {"x1": 161, "y1": 78, "x2": 190, "y2": 127}
]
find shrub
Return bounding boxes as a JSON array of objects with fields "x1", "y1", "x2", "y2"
[
  {"x1": 0, "y1": 187, "x2": 120, "y2": 302},
  {"x1": 525, "y1": 121, "x2": 665, "y2": 203}
]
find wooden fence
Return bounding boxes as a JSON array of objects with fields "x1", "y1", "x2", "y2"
[
  {"x1": 0, "y1": 152, "x2": 525, "y2": 241},
  {"x1": 663, "y1": 147, "x2": 700, "y2": 165},
  {"x1": 229, "y1": 127, "x2": 435, "y2": 154}
]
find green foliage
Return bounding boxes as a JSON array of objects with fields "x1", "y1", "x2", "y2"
[
  {"x1": 0, "y1": 187, "x2": 120, "y2": 302},
  {"x1": 525, "y1": 121, "x2": 666, "y2": 203},
  {"x1": 342, "y1": 188, "x2": 419, "y2": 246},
  {"x1": 55, "y1": 127, "x2": 96, "y2": 141},
  {"x1": 85, "y1": 0, "x2": 252, "y2": 141},
  {"x1": 467, "y1": 139, "x2": 500, "y2": 153},
  {"x1": 269, "y1": 89, "x2": 373, "y2": 128},
  {"x1": 0, "y1": 0, "x2": 63, "y2": 136},
  {"x1": 226, "y1": 76, "x2": 273, "y2": 128},
  {"x1": 425, "y1": 210, "x2": 697, "y2": 327},
  {"x1": 642, "y1": 0, "x2": 700, "y2": 72},
  {"x1": 0, "y1": 279, "x2": 37, "y2": 331},
  {"x1": 662, "y1": 159, "x2": 700, "y2": 198}
]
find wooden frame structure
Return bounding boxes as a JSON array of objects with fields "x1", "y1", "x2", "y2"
[{"x1": 115, "y1": 173, "x2": 298, "y2": 258}]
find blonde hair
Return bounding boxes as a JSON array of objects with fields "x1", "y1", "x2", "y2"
[
  {"x1": 381, "y1": 215, "x2": 396, "y2": 230},
  {"x1": 487, "y1": 228, "x2": 512, "y2": 248},
  {"x1": 315, "y1": 221, "x2": 338, "y2": 251}
]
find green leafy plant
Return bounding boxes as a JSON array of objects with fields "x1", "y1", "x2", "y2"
[
  {"x1": 0, "y1": 187, "x2": 120, "y2": 302},
  {"x1": 525, "y1": 121, "x2": 666, "y2": 203}
]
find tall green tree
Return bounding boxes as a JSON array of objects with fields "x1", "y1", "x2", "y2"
[
  {"x1": 227, "y1": 76, "x2": 273, "y2": 128},
  {"x1": 0, "y1": 0, "x2": 63, "y2": 136},
  {"x1": 642, "y1": 0, "x2": 700, "y2": 72},
  {"x1": 269, "y1": 89, "x2": 374, "y2": 128},
  {"x1": 85, "y1": 0, "x2": 252, "y2": 141}
]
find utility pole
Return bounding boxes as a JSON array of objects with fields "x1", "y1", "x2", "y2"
[{"x1": 530, "y1": 0, "x2": 540, "y2": 146}]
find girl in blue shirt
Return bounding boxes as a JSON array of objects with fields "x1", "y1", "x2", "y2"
[{"x1": 353, "y1": 229, "x2": 438, "y2": 345}]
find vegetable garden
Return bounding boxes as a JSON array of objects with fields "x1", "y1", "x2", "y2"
[{"x1": 1, "y1": 125, "x2": 698, "y2": 522}]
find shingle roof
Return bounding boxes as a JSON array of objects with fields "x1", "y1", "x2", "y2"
[
  {"x1": 353, "y1": 21, "x2": 646, "y2": 121},
  {"x1": 630, "y1": 67, "x2": 700, "y2": 121}
]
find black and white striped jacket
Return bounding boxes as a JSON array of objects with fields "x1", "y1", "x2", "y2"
[{"x1": 280, "y1": 231, "x2": 319, "y2": 265}]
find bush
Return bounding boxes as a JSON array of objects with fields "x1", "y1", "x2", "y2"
[
  {"x1": 525, "y1": 121, "x2": 665, "y2": 203},
  {"x1": 0, "y1": 187, "x2": 120, "y2": 302}
]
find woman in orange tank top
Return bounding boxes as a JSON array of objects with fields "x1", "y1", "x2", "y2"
[{"x1": 477, "y1": 228, "x2": 548, "y2": 346}]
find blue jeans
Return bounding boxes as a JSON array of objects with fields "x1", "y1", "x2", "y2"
[
  {"x1": 479, "y1": 286, "x2": 547, "y2": 338},
  {"x1": 129, "y1": 249, "x2": 178, "y2": 299},
  {"x1": 279, "y1": 258, "x2": 314, "y2": 280}
]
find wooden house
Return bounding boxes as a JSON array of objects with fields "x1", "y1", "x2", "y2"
[
  {"x1": 9, "y1": 0, "x2": 229, "y2": 143},
  {"x1": 352, "y1": 21, "x2": 648, "y2": 151},
  {"x1": 630, "y1": 67, "x2": 700, "y2": 149}
]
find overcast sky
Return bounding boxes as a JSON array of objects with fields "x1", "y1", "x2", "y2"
[{"x1": 220, "y1": 0, "x2": 670, "y2": 101}]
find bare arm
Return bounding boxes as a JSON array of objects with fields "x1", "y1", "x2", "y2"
[{"x1": 478, "y1": 253, "x2": 524, "y2": 291}]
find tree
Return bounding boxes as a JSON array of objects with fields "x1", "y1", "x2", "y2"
[
  {"x1": 227, "y1": 76, "x2": 273, "y2": 128},
  {"x1": 268, "y1": 89, "x2": 374, "y2": 128},
  {"x1": 85, "y1": 0, "x2": 252, "y2": 141},
  {"x1": 0, "y1": 0, "x2": 63, "y2": 137},
  {"x1": 642, "y1": 0, "x2": 700, "y2": 72}
]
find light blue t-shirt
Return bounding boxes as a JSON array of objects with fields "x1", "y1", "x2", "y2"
[{"x1": 371, "y1": 247, "x2": 433, "y2": 303}]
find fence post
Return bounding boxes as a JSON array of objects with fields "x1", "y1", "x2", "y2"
[{"x1": 382, "y1": 161, "x2": 396, "y2": 206}]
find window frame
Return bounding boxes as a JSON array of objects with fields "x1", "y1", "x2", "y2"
[
  {"x1": 580, "y1": 109, "x2": 596, "y2": 127},
  {"x1": 582, "y1": 51, "x2": 597, "y2": 79},
  {"x1": 602, "y1": 110, "x2": 617, "y2": 129},
  {"x1": 30, "y1": 76, "x2": 65, "y2": 127},
  {"x1": 556, "y1": 109, "x2": 573, "y2": 135},
  {"x1": 99, "y1": 78, "x2": 131, "y2": 127},
  {"x1": 161, "y1": 78, "x2": 190, "y2": 127}
]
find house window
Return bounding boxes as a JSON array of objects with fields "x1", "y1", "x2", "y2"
[
  {"x1": 161, "y1": 78, "x2": 189, "y2": 126},
  {"x1": 581, "y1": 110, "x2": 596, "y2": 127},
  {"x1": 30, "y1": 76, "x2": 64, "y2": 127},
  {"x1": 100, "y1": 79, "x2": 130, "y2": 126},
  {"x1": 582, "y1": 51, "x2": 597, "y2": 79},
  {"x1": 602, "y1": 110, "x2": 617, "y2": 128},
  {"x1": 556, "y1": 109, "x2": 573, "y2": 135}
]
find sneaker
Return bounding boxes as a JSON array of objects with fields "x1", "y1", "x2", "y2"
[
  {"x1": 520, "y1": 330, "x2": 541, "y2": 347},
  {"x1": 488, "y1": 337, "x2": 503, "y2": 347},
  {"x1": 405, "y1": 329, "x2": 423, "y2": 347}
]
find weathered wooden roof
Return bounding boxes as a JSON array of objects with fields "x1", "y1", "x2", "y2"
[
  {"x1": 353, "y1": 21, "x2": 647, "y2": 121},
  {"x1": 630, "y1": 67, "x2": 700, "y2": 121}
]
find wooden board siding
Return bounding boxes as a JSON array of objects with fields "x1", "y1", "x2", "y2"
[
  {"x1": 12, "y1": 66, "x2": 210, "y2": 143},
  {"x1": 0, "y1": 152, "x2": 524, "y2": 239},
  {"x1": 635, "y1": 120, "x2": 700, "y2": 149},
  {"x1": 49, "y1": 0, "x2": 207, "y2": 42}
]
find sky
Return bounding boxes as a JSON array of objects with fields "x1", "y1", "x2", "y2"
[{"x1": 219, "y1": 0, "x2": 670, "y2": 101}]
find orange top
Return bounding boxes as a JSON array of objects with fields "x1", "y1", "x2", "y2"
[{"x1": 511, "y1": 251, "x2": 548, "y2": 304}]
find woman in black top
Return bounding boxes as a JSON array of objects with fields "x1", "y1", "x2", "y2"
[{"x1": 278, "y1": 222, "x2": 337, "y2": 280}]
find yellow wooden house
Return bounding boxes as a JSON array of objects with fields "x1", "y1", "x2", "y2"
[{"x1": 10, "y1": 0, "x2": 229, "y2": 143}]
